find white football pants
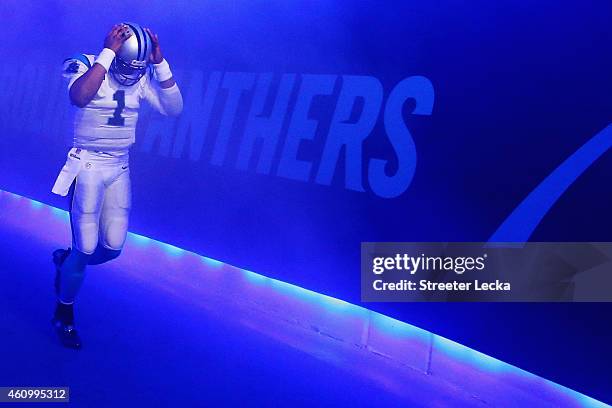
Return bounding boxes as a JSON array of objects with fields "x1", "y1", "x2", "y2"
[{"x1": 69, "y1": 150, "x2": 131, "y2": 255}]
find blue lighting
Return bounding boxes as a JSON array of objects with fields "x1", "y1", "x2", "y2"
[
  {"x1": 129, "y1": 233, "x2": 153, "y2": 246},
  {"x1": 434, "y1": 336, "x2": 516, "y2": 375},
  {"x1": 1, "y1": 189, "x2": 608, "y2": 408},
  {"x1": 159, "y1": 242, "x2": 185, "y2": 257},
  {"x1": 30, "y1": 199, "x2": 43, "y2": 209},
  {"x1": 51, "y1": 207, "x2": 70, "y2": 221},
  {"x1": 242, "y1": 269, "x2": 270, "y2": 285},
  {"x1": 4, "y1": 191, "x2": 21, "y2": 200},
  {"x1": 202, "y1": 257, "x2": 223, "y2": 268},
  {"x1": 370, "y1": 312, "x2": 431, "y2": 343},
  {"x1": 269, "y1": 279, "x2": 325, "y2": 305},
  {"x1": 317, "y1": 294, "x2": 369, "y2": 318}
]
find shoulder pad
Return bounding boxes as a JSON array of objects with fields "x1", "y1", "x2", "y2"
[{"x1": 63, "y1": 54, "x2": 92, "y2": 69}]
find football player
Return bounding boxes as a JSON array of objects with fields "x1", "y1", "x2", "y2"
[{"x1": 50, "y1": 23, "x2": 183, "y2": 348}]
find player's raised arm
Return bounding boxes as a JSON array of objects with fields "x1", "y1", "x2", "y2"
[
  {"x1": 145, "y1": 27, "x2": 177, "y2": 89},
  {"x1": 143, "y1": 27, "x2": 183, "y2": 116},
  {"x1": 69, "y1": 25, "x2": 132, "y2": 108}
]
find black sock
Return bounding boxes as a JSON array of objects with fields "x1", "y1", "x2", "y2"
[{"x1": 54, "y1": 301, "x2": 75, "y2": 325}]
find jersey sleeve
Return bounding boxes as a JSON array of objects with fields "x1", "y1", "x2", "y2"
[
  {"x1": 62, "y1": 54, "x2": 92, "y2": 90},
  {"x1": 142, "y1": 74, "x2": 183, "y2": 117},
  {"x1": 141, "y1": 75, "x2": 166, "y2": 114}
]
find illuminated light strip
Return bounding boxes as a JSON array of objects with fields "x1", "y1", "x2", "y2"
[{"x1": 0, "y1": 189, "x2": 608, "y2": 407}]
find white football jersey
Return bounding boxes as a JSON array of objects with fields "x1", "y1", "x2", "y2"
[{"x1": 62, "y1": 53, "x2": 168, "y2": 152}]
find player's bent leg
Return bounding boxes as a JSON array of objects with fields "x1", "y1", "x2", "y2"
[
  {"x1": 52, "y1": 172, "x2": 104, "y2": 349},
  {"x1": 53, "y1": 248, "x2": 71, "y2": 296},
  {"x1": 52, "y1": 248, "x2": 90, "y2": 349},
  {"x1": 98, "y1": 168, "x2": 131, "y2": 263},
  {"x1": 71, "y1": 172, "x2": 105, "y2": 256},
  {"x1": 57, "y1": 248, "x2": 91, "y2": 304},
  {"x1": 58, "y1": 173, "x2": 104, "y2": 302}
]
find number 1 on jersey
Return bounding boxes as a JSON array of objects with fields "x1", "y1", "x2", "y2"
[{"x1": 107, "y1": 90, "x2": 125, "y2": 126}]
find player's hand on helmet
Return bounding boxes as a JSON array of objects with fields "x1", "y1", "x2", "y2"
[
  {"x1": 104, "y1": 24, "x2": 132, "y2": 53},
  {"x1": 144, "y1": 28, "x2": 164, "y2": 64}
]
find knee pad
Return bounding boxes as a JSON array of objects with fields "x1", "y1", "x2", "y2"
[
  {"x1": 100, "y1": 205, "x2": 130, "y2": 251},
  {"x1": 71, "y1": 177, "x2": 104, "y2": 255},
  {"x1": 71, "y1": 211, "x2": 99, "y2": 255},
  {"x1": 100, "y1": 216, "x2": 129, "y2": 251}
]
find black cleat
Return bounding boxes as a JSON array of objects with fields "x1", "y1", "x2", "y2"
[
  {"x1": 51, "y1": 317, "x2": 82, "y2": 349},
  {"x1": 52, "y1": 248, "x2": 71, "y2": 296}
]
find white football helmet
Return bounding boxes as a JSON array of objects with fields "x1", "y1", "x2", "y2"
[{"x1": 110, "y1": 22, "x2": 152, "y2": 86}]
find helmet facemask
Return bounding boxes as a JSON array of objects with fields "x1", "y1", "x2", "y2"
[{"x1": 110, "y1": 57, "x2": 148, "y2": 86}]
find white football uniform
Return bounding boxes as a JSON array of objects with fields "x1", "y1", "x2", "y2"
[
  {"x1": 52, "y1": 52, "x2": 182, "y2": 254},
  {"x1": 61, "y1": 53, "x2": 181, "y2": 152}
]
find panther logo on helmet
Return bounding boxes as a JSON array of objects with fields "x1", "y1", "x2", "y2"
[{"x1": 109, "y1": 22, "x2": 152, "y2": 86}]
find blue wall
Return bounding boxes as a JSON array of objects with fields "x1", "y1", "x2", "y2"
[{"x1": 0, "y1": 0, "x2": 611, "y2": 401}]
